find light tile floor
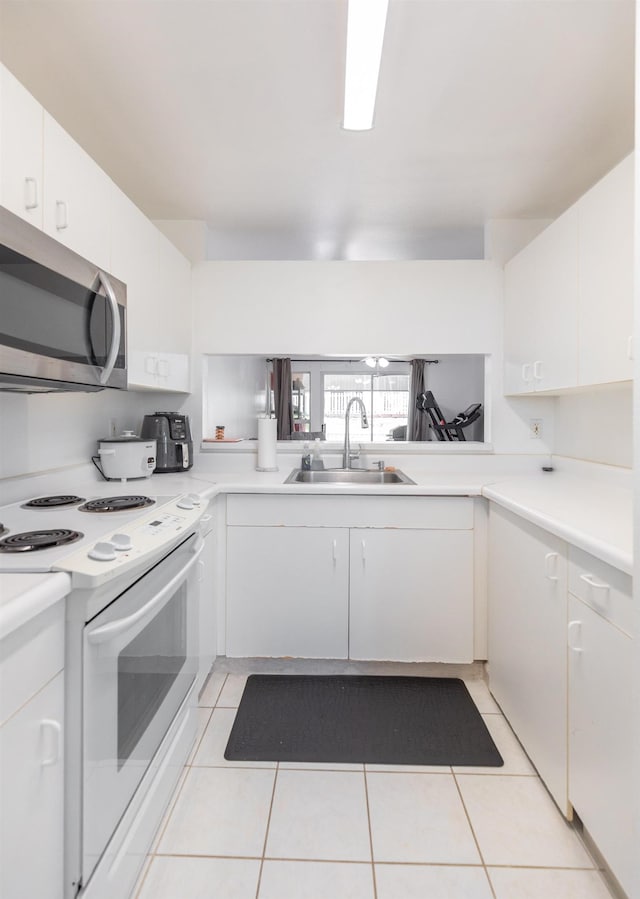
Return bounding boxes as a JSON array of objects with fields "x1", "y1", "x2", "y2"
[{"x1": 134, "y1": 664, "x2": 618, "y2": 899}]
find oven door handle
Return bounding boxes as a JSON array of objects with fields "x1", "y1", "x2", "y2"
[{"x1": 87, "y1": 543, "x2": 203, "y2": 645}]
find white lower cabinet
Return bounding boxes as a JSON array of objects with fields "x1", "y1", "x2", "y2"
[
  {"x1": 225, "y1": 495, "x2": 475, "y2": 663},
  {"x1": 0, "y1": 671, "x2": 64, "y2": 899},
  {"x1": 226, "y1": 526, "x2": 350, "y2": 658},
  {"x1": 488, "y1": 505, "x2": 568, "y2": 813},
  {"x1": 349, "y1": 528, "x2": 473, "y2": 662},
  {"x1": 567, "y1": 566, "x2": 634, "y2": 895}
]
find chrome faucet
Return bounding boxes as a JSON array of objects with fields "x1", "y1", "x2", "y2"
[{"x1": 342, "y1": 397, "x2": 369, "y2": 468}]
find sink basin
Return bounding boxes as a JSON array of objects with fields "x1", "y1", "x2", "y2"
[{"x1": 284, "y1": 468, "x2": 416, "y2": 485}]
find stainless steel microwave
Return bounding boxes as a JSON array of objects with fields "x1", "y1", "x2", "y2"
[{"x1": 0, "y1": 206, "x2": 127, "y2": 392}]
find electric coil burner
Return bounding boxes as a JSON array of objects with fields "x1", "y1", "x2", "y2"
[
  {"x1": 23, "y1": 495, "x2": 86, "y2": 508},
  {"x1": 0, "y1": 525, "x2": 7, "y2": 539},
  {"x1": 0, "y1": 529, "x2": 84, "y2": 553},
  {"x1": 78, "y1": 495, "x2": 155, "y2": 513}
]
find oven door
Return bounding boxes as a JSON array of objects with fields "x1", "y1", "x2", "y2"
[{"x1": 82, "y1": 533, "x2": 202, "y2": 882}]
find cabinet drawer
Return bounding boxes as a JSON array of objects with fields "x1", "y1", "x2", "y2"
[
  {"x1": 227, "y1": 494, "x2": 473, "y2": 529},
  {"x1": 0, "y1": 601, "x2": 64, "y2": 725},
  {"x1": 568, "y1": 547, "x2": 632, "y2": 635}
]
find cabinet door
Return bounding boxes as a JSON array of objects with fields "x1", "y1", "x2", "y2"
[
  {"x1": 111, "y1": 188, "x2": 191, "y2": 391},
  {"x1": 577, "y1": 154, "x2": 634, "y2": 386},
  {"x1": 488, "y1": 506, "x2": 568, "y2": 812},
  {"x1": 198, "y1": 520, "x2": 217, "y2": 685},
  {"x1": 504, "y1": 207, "x2": 579, "y2": 394},
  {"x1": 568, "y1": 595, "x2": 633, "y2": 895},
  {"x1": 0, "y1": 672, "x2": 64, "y2": 899},
  {"x1": 0, "y1": 64, "x2": 44, "y2": 228},
  {"x1": 226, "y1": 527, "x2": 349, "y2": 658},
  {"x1": 43, "y1": 112, "x2": 112, "y2": 270},
  {"x1": 349, "y1": 528, "x2": 474, "y2": 663}
]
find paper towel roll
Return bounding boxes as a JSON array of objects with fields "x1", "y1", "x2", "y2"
[{"x1": 256, "y1": 416, "x2": 278, "y2": 471}]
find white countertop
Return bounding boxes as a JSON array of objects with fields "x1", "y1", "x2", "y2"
[
  {"x1": 82, "y1": 463, "x2": 634, "y2": 573},
  {"x1": 0, "y1": 571, "x2": 71, "y2": 637},
  {"x1": 483, "y1": 472, "x2": 632, "y2": 575},
  {"x1": 1, "y1": 458, "x2": 632, "y2": 638}
]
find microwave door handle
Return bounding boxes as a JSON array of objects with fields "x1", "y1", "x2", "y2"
[
  {"x1": 87, "y1": 542, "x2": 203, "y2": 645},
  {"x1": 97, "y1": 270, "x2": 121, "y2": 386}
]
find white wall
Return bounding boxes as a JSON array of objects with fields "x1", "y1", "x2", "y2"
[
  {"x1": 202, "y1": 355, "x2": 267, "y2": 440},
  {"x1": 554, "y1": 383, "x2": 633, "y2": 468},
  {"x1": 191, "y1": 260, "x2": 554, "y2": 454},
  {"x1": 0, "y1": 389, "x2": 188, "y2": 481}
]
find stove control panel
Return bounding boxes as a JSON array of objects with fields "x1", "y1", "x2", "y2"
[{"x1": 55, "y1": 495, "x2": 207, "y2": 586}]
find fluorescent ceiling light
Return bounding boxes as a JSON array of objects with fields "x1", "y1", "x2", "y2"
[{"x1": 343, "y1": 0, "x2": 389, "y2": 131}]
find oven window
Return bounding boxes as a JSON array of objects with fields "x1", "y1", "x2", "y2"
[{"x1": 117, "y1": 585, "x2": 187, "y2": 768}]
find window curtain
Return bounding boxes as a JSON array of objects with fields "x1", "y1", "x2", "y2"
[
  {"x1": 408, "y1": 358, "x2": 430, "y2": 441},
  {"x1": 273, "y1": 357, "x2": 294, "y2": 439}
]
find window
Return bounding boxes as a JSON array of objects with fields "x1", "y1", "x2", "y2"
[{"x1": 322, "y1": 371, "x2": 410, "y2": 442}]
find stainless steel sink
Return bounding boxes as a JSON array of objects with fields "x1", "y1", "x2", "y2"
[{"x1": 284, "y1": 468, "x2": 415, "y2": 485}]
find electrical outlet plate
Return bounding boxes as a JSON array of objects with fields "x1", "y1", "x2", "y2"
[{"x1": 529, "y1": 418, "x2": 543, "y2": 439}]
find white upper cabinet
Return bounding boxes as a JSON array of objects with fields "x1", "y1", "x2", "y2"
[
  {"x1": 577, "y1": 154, "x2": 634, "y2": 386},
  {"x1": 0, "y1": 64, "x2": 44, "y2": 228},
  {"x1": 0, "y1": 61, "x2": 193, "y2": 394},
  {"x1": 111, "y1": 188, "x2": 191, "y2": 392},
  {"x1": 43, "y1": 112, "x2": 112, "y2": 271},
  {"x1": 504, "y1": 207, "x2": 579, "y2": 394},
  {"x1": 504, "y1": 154, "x2": 633, "y2": 395}
]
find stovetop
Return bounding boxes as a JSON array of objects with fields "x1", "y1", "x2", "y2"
[{"x1": 0, "y1": 492, "x2": 206, "y2": 586}]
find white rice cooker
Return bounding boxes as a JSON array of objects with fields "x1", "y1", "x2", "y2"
[{"x1": 94, "y1": 431, "x2": 157, "y2": 481}]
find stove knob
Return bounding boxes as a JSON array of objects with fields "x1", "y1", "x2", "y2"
[
  {"x1": 112, "y1": 533, "x2": 132, "y2": 551},
  {"x1": 88, "y1": 541, "x2": 117, "y2": 562},
  {"x1": 177, "y1": 497, "x2": 195, "y2": 510}
]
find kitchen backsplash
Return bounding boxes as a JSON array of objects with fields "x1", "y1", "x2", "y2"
[
  {"x1": 553, "y1": 383, "x2": 632, "y2": 469},
  {"x1": 0, "y1": 389, "x2": 189, "y2": 481}
]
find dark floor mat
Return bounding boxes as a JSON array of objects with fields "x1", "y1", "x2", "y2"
[{"x1": 224, "y1": 674, "x2": 504, "y2": 767}]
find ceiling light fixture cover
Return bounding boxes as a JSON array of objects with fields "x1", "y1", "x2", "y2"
[
  {"x1": 364, "y1": 356, "x2": 389, "y2": 369},
  {"x1": 343, "y1": 0, "x2": 389, "y2": 131}
]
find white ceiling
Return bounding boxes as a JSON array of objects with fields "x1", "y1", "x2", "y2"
[{"x1": 0, "y1": 0, "x2": 635, "y2": 259}]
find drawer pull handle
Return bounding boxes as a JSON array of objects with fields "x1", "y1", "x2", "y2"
[
  {"x1": 332, "y1": 539, "x2": 337, "y2": 565},
  {"x1": 568, "y1": 620, "x2": 583, "y2": 653},
  {"x1": 544, "y1": 552, "x2": 559, "y2": 582},
  {"x1": 521, "y1": 363, "x2": 531, "y2": 383},
  {"x1": 40, "y1": 719, "x2": 61, "y2": 766},
  {"x1": 361, "y1": 539, "x2": 366, "y2": 565},
  {"x1": 579, "y1": 573, "x2": 609, "y2": 595}
]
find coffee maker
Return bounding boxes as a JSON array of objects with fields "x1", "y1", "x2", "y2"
[{"x1": 141, "y1": 412, "x2": 193, "y2": 472}]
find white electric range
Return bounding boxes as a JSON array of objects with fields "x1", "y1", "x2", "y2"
[{"x1": 0, "y1": 489, "x2": 208, "y2": 899}]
